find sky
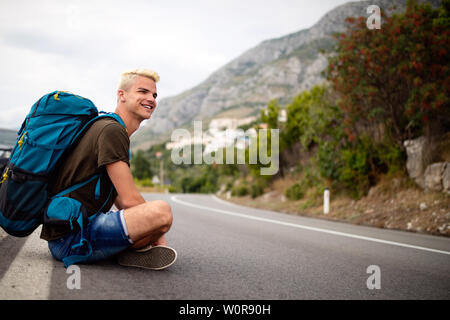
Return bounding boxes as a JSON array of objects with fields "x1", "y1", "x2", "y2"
[{"x1": 0, "y1": 0, "x2": 352, "y2": 130}]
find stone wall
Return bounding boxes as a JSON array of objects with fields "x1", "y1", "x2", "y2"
[{"x1": 404, "y1": 136, "x2": 450, "y2": 194}]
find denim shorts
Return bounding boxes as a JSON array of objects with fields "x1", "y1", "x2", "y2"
[{"x1": 48, "y1": 209, "x2": 132, "y2": 265}]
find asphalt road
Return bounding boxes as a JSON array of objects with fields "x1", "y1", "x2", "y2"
[{"x1": 1, "y1": 193, "x2": 449, "y2": 300}]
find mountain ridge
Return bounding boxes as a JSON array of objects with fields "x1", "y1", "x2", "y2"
[{"x1": 131, "y1": 0, "x2": 440, "y2": 151}]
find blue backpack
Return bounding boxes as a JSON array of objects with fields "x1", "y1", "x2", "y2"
[{"x1": 0, "y1": 91, "x2": 126, "y2": 246}]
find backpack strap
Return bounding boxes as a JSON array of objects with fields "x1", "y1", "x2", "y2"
[
  {"x1": 52, "y1": 111, "x2": 128, "y2": 201},
  {"x1": 97, "y1": 112, "x2": 130, "y2": 161},
  {"x1": 51, "y1": 175, "x2": 116, "y2": 268},
  {"x1": 51, "y1": 112, "x2": 129, "y2": 267},
  {"x1": 52, "y1": 174, "x2": 100, "y2": 199},
  {"x1": 97, "y1": 111, "x2": 126, "y2": 128}
]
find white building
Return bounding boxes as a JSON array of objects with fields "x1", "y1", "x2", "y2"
[{"x1": 166, "y1": 117, "x2": 257, "y2": 154}]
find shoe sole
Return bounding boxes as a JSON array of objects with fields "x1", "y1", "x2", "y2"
[{"x1": 117, "y1": 245, "x2": 177, "y2": 270}]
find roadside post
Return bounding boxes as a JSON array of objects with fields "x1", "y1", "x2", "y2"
[{"x1": 324, "y1": 188, "x2": 330, "y2": 215}]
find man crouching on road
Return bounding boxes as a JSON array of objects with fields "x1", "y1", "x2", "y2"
[{"x1": 40, "y1": 69, "x2": 177, "y2": 270}]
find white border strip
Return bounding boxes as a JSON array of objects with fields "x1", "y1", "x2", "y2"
[{"x1": 171, "y1": 195, "x2": 450, "y2": 256}]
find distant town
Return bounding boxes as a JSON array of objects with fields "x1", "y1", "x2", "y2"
[{"x1": 166, "y1": 110, "x2": 287, "y2": 155}]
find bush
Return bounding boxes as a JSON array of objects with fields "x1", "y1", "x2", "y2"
[
  {"x1": 175, "y1": 165, "x2": 219, "y2": 194},
  {"x1": 300, "y1": 198, "x2": 317, "y2": 211},
  {"x1": 317, "y1": 141, "x2": 342, "y2": 181},
  {"x1": 282, "y1": 85, "x2": 342, "y2": 151},
  {"x1": 250, "y1": 182, "x2": 265, "y2": 198},
  {"x1": 318, "y1": 135, "x2": 404, "y2": 199},
  {"x1": 285, "y1": 183, "x2": 304, "y2": 200},
  {"x1": 338, "y1": 142, "x2": 371, "y2": 198},
  {"x1": 231, "y1": 185, "x2": 249, "y2": 197},
  {"x1": 137, "y1": 178, "x2": 154, "y2": 187},
  {"x1": 131, "y1": 150, "x2": 152, "y2": 180},
  {"x1": 375, "y1": 142, "x2": 404, "y2": 175}
]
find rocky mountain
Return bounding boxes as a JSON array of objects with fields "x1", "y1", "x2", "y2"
[{"x1": 131, "y1": 0, "x2": 440, "y2": 151}]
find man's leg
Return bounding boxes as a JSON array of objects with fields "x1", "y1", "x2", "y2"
[
  {"x1": 123, "y1": 200, "x2": 172, "y2": 247},
  {"x1": 118, "y1": 200, "x2": 176, "y2": 270},
  {"x1": 48, "y1": 200, "x2": 174, "y2": 269},
  {"x1": 122, "y1": 200, "x2": 173, "y2": 247},
  {"x1": 131, "y1": 233, "x2": 167, "y2": 249}
]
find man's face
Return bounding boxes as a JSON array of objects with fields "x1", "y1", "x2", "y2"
[{"x1": 119, "y1": 76, "x2": 158, "y2": 121}]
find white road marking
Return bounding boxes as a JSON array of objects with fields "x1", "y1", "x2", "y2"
[{"x1": 171, "y1": 195, "x2": 450, "y2": 256}]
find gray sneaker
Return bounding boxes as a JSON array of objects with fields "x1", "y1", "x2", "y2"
[{"x1": 117, "y1": 245, "x2": 177, "y2": 270}]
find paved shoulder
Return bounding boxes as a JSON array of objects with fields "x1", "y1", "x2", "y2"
[{"x1": 0, "y1": 227, "x2": 54, "y2": 299}]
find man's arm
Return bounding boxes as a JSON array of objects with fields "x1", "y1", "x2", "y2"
[
  {"x1": 106, "y1": 160, "x2": 145, "y2": 209},
  {"x1": 107, "y1": 160, "x2": 168, "y2": 247}
]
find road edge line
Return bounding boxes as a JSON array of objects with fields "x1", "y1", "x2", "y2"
[{"x1": 171, "y1": 195, "x2": 450, "y2": 256}]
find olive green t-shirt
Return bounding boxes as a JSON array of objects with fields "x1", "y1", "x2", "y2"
[{"x1": 40, "y1": 117, "x2": 130, "y2": 241}]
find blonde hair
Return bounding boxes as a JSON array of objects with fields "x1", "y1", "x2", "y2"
[{"x1": 118, "y1": 68, "x2": 160, "y2": 91}]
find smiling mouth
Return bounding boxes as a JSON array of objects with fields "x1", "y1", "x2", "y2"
[{"x1": 142, "y1": 104, "x2": 154, "y2": 110}]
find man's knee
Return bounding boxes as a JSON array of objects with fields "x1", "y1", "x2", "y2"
[{"x1": 148, "y1": 200, "x2": 173, "y2": 232}]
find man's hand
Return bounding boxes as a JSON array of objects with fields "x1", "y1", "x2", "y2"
[{"x1": 107, "y1": 161, "x2": 171, "y2": 249}]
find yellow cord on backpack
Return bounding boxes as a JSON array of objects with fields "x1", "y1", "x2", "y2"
[
  {"x1": 18, "y1": 131, "x2": 27, "y2": 150},
  {"x1": 54, "y1": 91, "x2": 68, "y2": 100},
  {"x1": 0, "y1": 168, "x2": 9, "y2": 184},
  {"x1": 53, "y1": 91, "x2": 82, "y2": 101}
]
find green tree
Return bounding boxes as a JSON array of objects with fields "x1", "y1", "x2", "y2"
[
  {"x1": 260, "y1": 99, "x2": 280, "y2": 129},
  {"x1": 282, "y1": 85, "x2": 342, "y2": 151},
  {"x1": 327, "y1": 0, "x2": 450, "y2": 147},
  {"x1": 131, "y1": 150, "x2": 152, "y2": 180}
]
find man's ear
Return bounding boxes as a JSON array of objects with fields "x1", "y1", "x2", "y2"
[{"x1": 117, "y1": 89, "x2": 126, "y2": 103}]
